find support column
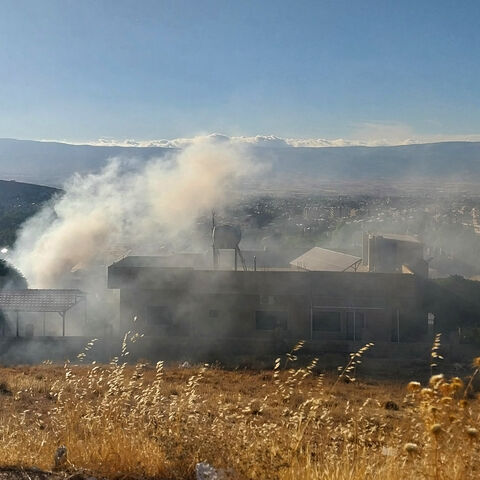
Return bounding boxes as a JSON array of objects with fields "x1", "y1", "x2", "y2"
[
  {"x1": 396, "y1": 308, "x2": 400, "y2": 344},
  {"x1": 353, "y1": 310, "x2": 356, "y2": 343},
  {"x1": 16, "y1": 311, "x2": 19, "y2": 337},
  {"x1": 58, "y1": 311, "x2": 66, "y2": 336}
]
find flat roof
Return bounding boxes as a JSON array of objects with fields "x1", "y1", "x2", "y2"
[
  {"x1": 290, "y1": 247, "x2": 362, "y2": 272},
  {"x1": 112, "y1": 250, "x2": 366, "y2": 273},
  {"x1": 112, "y1": 254, "x2": 206, "y2": 269},
  {"x1": 108, "y1": 261, "x2": 418, "y2": 298},
  {"x1": 379, "y1": 234, "x2": 421, "y2": 244}
]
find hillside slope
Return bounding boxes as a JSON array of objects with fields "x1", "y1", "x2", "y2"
[{"x1": 0, "y1": 179, "x2": 61, "y2": 247}]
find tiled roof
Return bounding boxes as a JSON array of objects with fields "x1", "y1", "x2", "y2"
[{"x1": 0, "y1": 289, "x2": 84, "y2": 312}]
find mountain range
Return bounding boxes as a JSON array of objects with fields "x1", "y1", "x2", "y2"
[{"x1": 1, "y1": 138, "x2": 480, "y2": 187}]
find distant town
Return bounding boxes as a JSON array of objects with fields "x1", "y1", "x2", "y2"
[{"x1": 202, "y1": 191, "x2": 480, "y2": 280}]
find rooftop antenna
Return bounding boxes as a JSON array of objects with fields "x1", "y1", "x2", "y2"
[{"x1": 212, "y1": 210, "x2": 218, "y2": 269}]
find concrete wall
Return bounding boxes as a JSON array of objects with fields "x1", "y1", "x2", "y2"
[
  {"x1": 368, "y1": 236, "x2": 424, "y2": 274},
  {"x1": 0, "y1": 336, "x2": 115, "y2": 364}
]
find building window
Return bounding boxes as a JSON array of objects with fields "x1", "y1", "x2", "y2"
[
  {"x1": 312, "y1": 311, "x2": 341, "y2": 332},
  {"x1": 346, "y1": 311, "x2": 366, "y2": 328},
  {"x1": 346, "y1": 311, "x2": 366, "y2": 340},
  {"x1": 144, "y1": 306, "x2": 172, "y2": 334},
  {"x1": 209, "y1": 309, "x2": 219, "y2": 318},
  {"x1": 145, "y1": 306, "x2": 172, "y2": 325},
  {"x1": 260, "y1": 295, "x2": 275, "y2": 305},
  {"x1": 255, "y1": 311, "x2": 288, "y2": 330}
]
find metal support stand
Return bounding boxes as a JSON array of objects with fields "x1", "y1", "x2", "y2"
[
  {"x1": 309, "y1": 279, "x2": 313, "y2": 340},
  {"x1": 235, "y1": 246, "x2": 247, "y2": 271}
]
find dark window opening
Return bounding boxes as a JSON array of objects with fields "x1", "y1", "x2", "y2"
[
  {"x1": 346, "y1": 311, "x2": 366, "y2": 340},
  {"x1": 260, "y1": 295, "x2": 275, "y2": 305},
  {"x1": 144, "y1": 306, "x2": 172, "y2": 334},
  {"x1": 391, "y1": 311, "x2": 400, "y2": 342},
  {"x1": 255, "y1": 311, "x2": 288, "y2": 330},
  {"x1": 146, "y1": 306, "x2": 172, "y2": 325},
  {"x1": 312, "y1": 311, "x2": 341, "y2": 332}
]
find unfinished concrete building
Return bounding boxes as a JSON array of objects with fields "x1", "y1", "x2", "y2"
[
  {"x1": 363, "y1": 233, "x2": 428, "y2": 278},
  {"x1": 108, "y1": 245, "x2": 424, "y2": 358}
]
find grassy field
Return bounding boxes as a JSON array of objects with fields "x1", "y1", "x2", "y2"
[{"x1": 0, "y1": 339, "x2": 479, "y2": 479}]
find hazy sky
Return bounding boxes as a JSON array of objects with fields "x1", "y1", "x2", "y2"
[{"x1": 1, "y1": 0, "x2": 480, "y2": 144}]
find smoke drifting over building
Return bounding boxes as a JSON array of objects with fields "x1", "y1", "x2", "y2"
[
  {"x1": 3, "y1": 137, "x2": 480, "y2": 367},
  {"x1": 10, "y1": 139, "x2": 260, "y2": 289}
]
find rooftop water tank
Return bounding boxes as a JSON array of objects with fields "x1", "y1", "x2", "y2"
[{"x1": 212, "y1": 224, "x2": 241, "y2": 249}]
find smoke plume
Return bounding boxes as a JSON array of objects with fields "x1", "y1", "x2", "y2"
[{"x1": 11, "y1": 139, "x2": 260, "y2": 288}]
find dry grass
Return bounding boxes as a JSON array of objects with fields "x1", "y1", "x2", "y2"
[{"x1": 0, "y1": 337, "x2": 479, "y2": 479}]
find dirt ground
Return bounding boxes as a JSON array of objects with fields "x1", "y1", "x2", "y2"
[
  {"x1": 0, "y1": 469, "x2": 106, "y2": 480},
  {"x1": 0, "y1": 469, "x2": 65, "y2": 480}
]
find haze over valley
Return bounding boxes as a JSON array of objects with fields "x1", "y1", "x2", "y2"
[
  {"x1": 3, "y1": 1, "x2": 480, "y2": 479},
  {"x1": 2, "y1": 137, "x2": 480, "y2": 188}
]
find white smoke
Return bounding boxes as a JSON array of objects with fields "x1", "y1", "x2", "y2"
[{"x1": 11, "y1": 139, "x2": 261, "y2": 288}]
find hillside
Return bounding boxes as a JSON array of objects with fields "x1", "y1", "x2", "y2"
[
  {"x1": 0, "y1": 138, "x2": 171, "y2": 185},
  {"x1": 0, "y1": 179, "x2": 59, "y2": 206},
  {"x1": 0, "y1": 179, "x2": 61, "y2": 247},
  {"x1": 1, "y1": 138, "x2": 480, "y2": 187}
]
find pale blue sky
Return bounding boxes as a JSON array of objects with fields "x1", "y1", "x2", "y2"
[{"x1": 1, "y1": 0, "x2": 480, "y2": 143}]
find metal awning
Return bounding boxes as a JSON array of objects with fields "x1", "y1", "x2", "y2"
[
  {"x1": 0, "y1": 289, "x2": 86, "y2": 337},
  {"x1": 0, "y1": 289, "x2": 85, "y2": 313}
]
